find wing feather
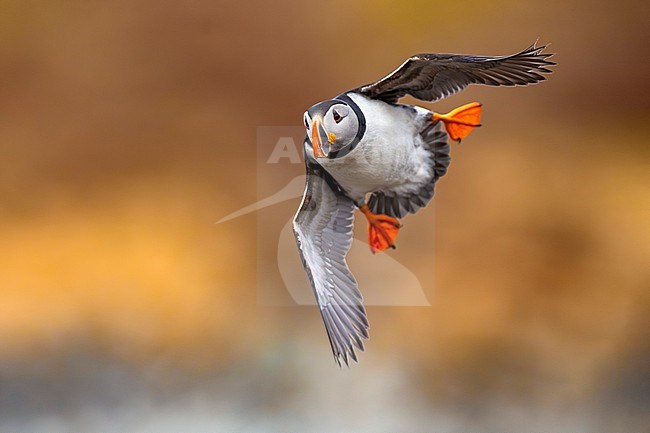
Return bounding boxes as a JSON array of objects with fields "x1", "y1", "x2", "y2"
[
  {"x1": 355, "y1": 42, "x2": 555, "y2": 103},
  {"x1": 293, "y1": 154, "x2": 369, "y2": 366}
]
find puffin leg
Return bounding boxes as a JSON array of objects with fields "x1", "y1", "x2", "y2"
[
  {"x1": 359, "y1": 204, "x2": 401, "y2": 254},
  {"x1": 432, "y1": 102, "x2": 483, "y2": 142}
]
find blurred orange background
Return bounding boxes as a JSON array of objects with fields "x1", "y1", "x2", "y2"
[{"x1": 1, "y1": 0, "x2": 648, "y2": 431}]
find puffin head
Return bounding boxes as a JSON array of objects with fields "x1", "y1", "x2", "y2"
[{"x1": 304, "y1": 95, "x2": 364, "y2": 159}]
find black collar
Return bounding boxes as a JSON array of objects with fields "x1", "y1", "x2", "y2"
[{"x1": 326, "y1": 92, "x2": 366, "y2": 159}]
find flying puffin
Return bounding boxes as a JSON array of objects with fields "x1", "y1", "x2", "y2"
[{"x1": 293, "y1": 42, "x2": 555, "y2": 366}]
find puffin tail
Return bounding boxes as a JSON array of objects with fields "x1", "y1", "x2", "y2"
[{"x1": 433, "y1": 102, "x2": 482, "y2": 142}]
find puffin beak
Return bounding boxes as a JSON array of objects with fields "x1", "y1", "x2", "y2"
[{"x1": 311, "y1": 117, "x2": 331, "y2": 158}]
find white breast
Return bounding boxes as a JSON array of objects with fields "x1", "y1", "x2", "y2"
[{"x1": 316, "y1": 93, "x2": 434, "y2": 203}]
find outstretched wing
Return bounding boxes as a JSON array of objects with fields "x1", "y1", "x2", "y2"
[
  {"x1": 293, "y1": 153, "x2": 369, "y2": 366},
  {"x1": 355, "y1": 42, "x2": 555, "y2": 104}
]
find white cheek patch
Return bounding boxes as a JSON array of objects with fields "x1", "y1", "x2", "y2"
[{"x1": 335, "y1": 104, "x2": 350, "y2": 118}]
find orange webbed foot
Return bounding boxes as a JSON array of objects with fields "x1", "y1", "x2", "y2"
[
  {"x1": 359, "y1": 205, "x2": 401, "y2": 254},
  {"x1": 432, "y1": 102, "x2": 483, "y2": 142}
]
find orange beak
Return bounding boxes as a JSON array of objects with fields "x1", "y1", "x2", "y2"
[{"x1": 310, "y1": 118, "x2": 330, "y2": 158}]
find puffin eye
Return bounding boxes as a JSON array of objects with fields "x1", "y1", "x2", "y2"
[{"x1": 332, "y1": 110, "x2": 342, "y2": 123}]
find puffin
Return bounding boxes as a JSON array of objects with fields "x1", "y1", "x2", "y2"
[{"x1": 293, "y1": 42, "x2": 555, "y2": 366}]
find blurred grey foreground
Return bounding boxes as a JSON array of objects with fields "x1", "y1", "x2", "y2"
[{"x1": 0, "y1": 0, "x2": 648, "y2": 431}]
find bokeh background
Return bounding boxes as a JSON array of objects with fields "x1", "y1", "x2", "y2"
[{"x1": 1, "y1": 0, "x2": 648, "y2": 431}]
